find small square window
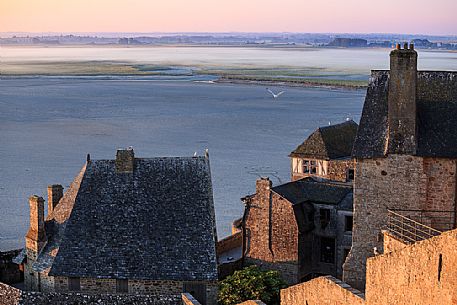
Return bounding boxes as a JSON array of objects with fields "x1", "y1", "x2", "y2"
[
  {"x1": 303, "y1": 160, "x2": 310, "y2": 173},
  {"x1": 68, "y1": 277, "x2": 80, "y2": 291},
  {"x1": 116, "y1": 279, "x2": 128, "y2": 293}
]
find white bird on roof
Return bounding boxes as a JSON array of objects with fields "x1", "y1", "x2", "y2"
[{"x1": 266, "y1": 88, "x2": 285, "y2": 99}]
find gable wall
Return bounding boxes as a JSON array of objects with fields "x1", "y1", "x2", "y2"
[{"x1": 244, "y1": 181, "x2": 299, "y2": 284}]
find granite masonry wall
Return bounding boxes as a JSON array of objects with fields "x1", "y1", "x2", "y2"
[
  {"x1": 244, "y1": 178, "x2": 299, "y2": 284},
  {"x1": 0, "y1": 282, "x2": 181, "y2": 305},
  {"x1": 343, "y1": 155, "x2": 457, "y2": 290},
  {"x1": 52, "y1": 276, "x2": 217, "y2": 304},
  {"x1": 327, "y1": 159, "x2": 355, "y2": 182},
  {"x1": 280, "y1": 275, "x2": 365, "y2": 305},
  {"x1": 365, "y1": 229, "x2": 457, "y2": 305}
]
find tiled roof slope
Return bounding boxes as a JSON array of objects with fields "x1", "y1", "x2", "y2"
[
  {"x1": 353, "y1": 70, "x2": 457, "y2": 158},
  {"x1": 37, "y1": 156, "x2": 217, "y2": 281},
  {"x1": 272, "y1": 177, "x2": 352, "y2": 207},
  {"x1": 290, "y1": 120, "x2": 358, "y2": 160}
]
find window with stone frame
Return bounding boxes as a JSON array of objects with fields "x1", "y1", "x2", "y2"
[
  {"x1": 116, "y1": 279, "x2": 128, "y2": 293},
  {"x1": 345, "y1": 215, "x2": 353, "y2": 232},
  {"x1": 303, "y1": 159, "x2": 317, "y2": 174},
  {"x1": 68, "y1": 277, "x2": 80, "y2": 291}
]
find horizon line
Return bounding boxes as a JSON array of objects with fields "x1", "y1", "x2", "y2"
[{"x1": 1, "y1": 31, "x2": 456, "y2": 37}]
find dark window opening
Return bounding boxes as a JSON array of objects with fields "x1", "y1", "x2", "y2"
[
  {"x1": 68, "y1": 277, "x2": 80, "y2": 291},
  {"x1": 116, "y1": 279, "x2": 128, "y2": 293},
  {"x1": 345, "y1": 216, "x2": 353, "y2": 232},
  {"x1": 320, "y1": 237, "x2": 335, "y2": 264},
  {"x1": 343, "y1": 248, "x2": 351, "y2": 262},
  {"x1": 183, "y1": 283, "x2": 207, "y2": 305},
  {"x1": 319, "y1": 208, "x2": 331, "y2": 229},
  {"x1": 347, "y1": 169, "x2": 355, "y2": 181},
  {"x1": 438, "y1": 254, "x2": 443, "y2": 282},
  {"x1": 303, "y1": 160, "x2": 310, "y2": 173}
]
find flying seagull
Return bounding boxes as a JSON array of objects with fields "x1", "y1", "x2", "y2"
[{"x1": 266, "y1": 88, "x2": 285, "y2": 99}]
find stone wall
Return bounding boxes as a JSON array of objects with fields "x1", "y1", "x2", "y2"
[
  {"x1": 343, "y1": 155, "x2": 457, "y2": 290},
  {"x1": 0, "y1": 282, "x2": 181, "y2": 305},
  {"x1": 280, "y1": 275, "x2": 365, "y2": 305},
  {"x1": 382, "y1": 231, "x2": 407, "y2": 254},
  {"x1": 244, "y1": 178, "x2": 299, "y2": 284},
  {"x1": 327, "y1": 159, "x2": 354, "y2": 182},
  {"x1": 365, "y1": 229, "x2": 457, "y2": 305}
]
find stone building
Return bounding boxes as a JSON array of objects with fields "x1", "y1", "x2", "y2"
[
  {"x1": 343, "y1": 44, "x2": 457, "y2": 290},
  {"x1": 19, "y1": 148, "x2": 218, "y2": 305},
  {"x1": 289, "y1": 120, "x2": 358, "y2": 182},
  {"x1": 241, "y1": 177, "x2": 353, "y2": 284}
]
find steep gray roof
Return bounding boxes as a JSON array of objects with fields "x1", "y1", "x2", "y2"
[
  {"x1": 34, "y1": 156, "x2": 218, "y2": 281},
  {"x1": 272, "y1": 178, "x2": 352, "y2": 207},
  {"x1": 353, "y1": 70, "x2": 457, "y2": 158},
  {"x1": 290, "y1": 120, "x2": 358, "y2": 160}
]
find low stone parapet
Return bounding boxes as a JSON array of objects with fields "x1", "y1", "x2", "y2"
[{"x1": 280, "y1": 275, "x2": 365, "y2": 305}]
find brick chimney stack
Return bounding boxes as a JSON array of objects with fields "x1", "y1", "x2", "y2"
[
  {"x1": 116, "y1": 147, "x2": 135, "y2": 173},
  {"x1": 47, "y1": 184, "x2": 63, "y2": 215},
  {"x1": 388, "y1": 42, "x2": 418, "y2": 154},
  {"x1": 25, "y1": 196, "x2": 47, "y2": 254}
]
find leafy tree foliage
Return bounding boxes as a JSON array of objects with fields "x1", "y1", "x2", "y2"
[{"x1": 218, "y1": 265, "x2": 288, "y2": 305}]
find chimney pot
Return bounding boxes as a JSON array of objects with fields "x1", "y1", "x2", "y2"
[
  {"x1": 396, "y1": 43, "x2": 401, "y2": 50},
  {"x1": 116, "y1": 147, "x2": 135, "y2": 173},
  {"x1": 403, "y1": 42, "x2": 408, "y2": 49}
]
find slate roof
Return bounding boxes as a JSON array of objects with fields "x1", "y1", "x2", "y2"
[
  {"x1": 272, "y1": 177, "x2": 353, "y2": 208},
  {"x1": 353, "y1": 70, "x2": 457, "y2": 158},
  {"x1": 290, "y1": 120, "x2": 358, "y2": 160},
  {"x1": 34, "y1": 155, "x2": 218, "y2": 281}
]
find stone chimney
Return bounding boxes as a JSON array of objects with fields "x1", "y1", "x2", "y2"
[
  {"x1": 256, "y1": 177, "x2": 272, "y2": 193},
  {"x1": 388, "y1": 42, "x2": 418, "y2": 154},
  {"x1": 25, "y1": 196, "x2": 47, "y2": 254},
  {"x1": 47, "y1": 184, "x2": 63, "y2": 215},
  {"x1": 116, "y1": 147, "x2": 135, "y2": 173}
]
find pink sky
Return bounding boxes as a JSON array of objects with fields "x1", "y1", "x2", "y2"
[{"x1": 1, "y1": 0, "x2": 456, "y2": 35}]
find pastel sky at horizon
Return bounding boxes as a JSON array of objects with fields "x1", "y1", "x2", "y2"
[{"x1": 1, "y1": 0, "x2": 456, "y2": 35}]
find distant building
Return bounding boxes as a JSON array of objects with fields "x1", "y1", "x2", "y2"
[
  {"x1": 241, "y1": 177, "x2": 353, "y2": 284},
  {"x1": 289, "y1": 120, "x2": 358, "y2": 182},
  {"x1": 19, "y1": 148, "x2": 218, "y2": 305}
]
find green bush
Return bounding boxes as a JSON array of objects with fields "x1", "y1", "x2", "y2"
[{"x1": 218, "y1": 265, "x2": 288, "y2": 305}]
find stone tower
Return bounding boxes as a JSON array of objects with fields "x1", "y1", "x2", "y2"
[{"x1": 343, "y1": 44, "x2": 457, "y2": 290}]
